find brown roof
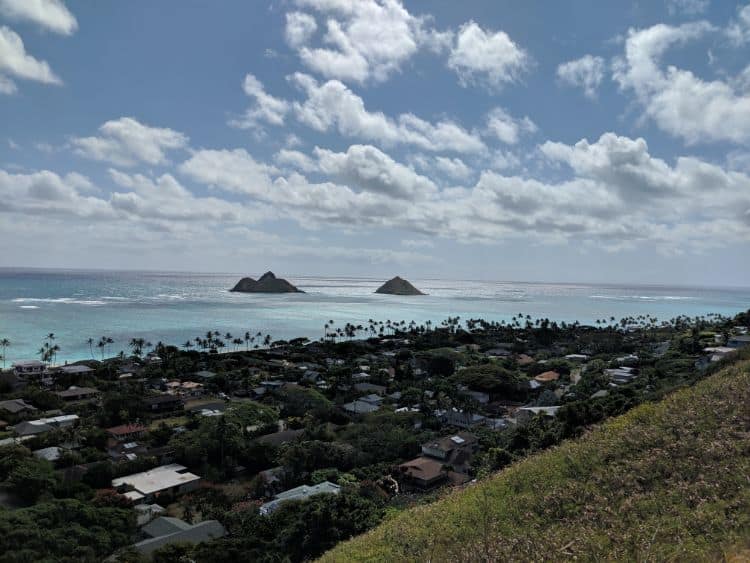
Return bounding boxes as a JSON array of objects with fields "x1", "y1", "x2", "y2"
[
  {"x1": 516, "y1": 354, "x2": 535, "y2": 365},
  {"x1": 107, "y1": 423, "x2": 147, "y2": 436},
  {"x1": 534, "y1": 370, "x2": 560, "y2": 383},
  {"x1": 399, "y1": 457, "x2": 445, "y2": 481}
]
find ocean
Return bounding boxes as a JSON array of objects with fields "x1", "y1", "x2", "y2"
[{"x1": 1, "y1": 268, "x2": 748, "y2": 364}]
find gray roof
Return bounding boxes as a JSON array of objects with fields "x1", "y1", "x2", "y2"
[
  {"x1": 261, "y1": 481, "x2": 341, "y2": 515},
  {"x1": 343, "y1": 399, "x2": 380, "y2": 414},
  {"x1": 133, "y1": 519, "x2": 225, "y2": 555},
  {"x1": 0, "y1": 399, "x2": 37, "y2": 414},
  {"x1": 142, "y1": 516, "x2": 191, "y2": 538},
  {"x1": 13, "y1": 420, "x2": 52, "y2": 436}
]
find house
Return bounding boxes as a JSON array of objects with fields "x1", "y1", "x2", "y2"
[
  {"x1": 515, "y1": 406, "x2": 560, "y2": 423},
  {"x1": 421, "y1": 432, "x2": 478, "y2": 473},
  {"x1": 343, "y1": 399, "x2": 380, "y2": 414},
  {"x1": 55, "y1": 386, "x2": 100, "y2": 402},
  {"x1": 13, "y1": 414, "x2": 79, "y2": 437},
  {"x1": 260, "y1": 481, "x2": 341, "y2": 515},
  {"x1": 107, "y1": 423, "x2": 147, "y2": 442},
  {"x1": 398, "y1": 457, "x2": 447, "y2": 489},
  {"x1": 0, "y1": 398, "x2": 38, "y2": 416},
  {"x1": 133, "y1": 517, "x2": 225, "y2": 555},
  {"x1": 353, "y1": 382, "x2": 386, "y2": 395},
  {"x1": 33, "y1": 446, "x2": 63, "y2": 462},
  {"x1": 604, "y1": 367, "x2": 637, "y2": 384},
  {"x1": 112, "y1": 464, "x2": 201, "y2": 502},
  {"x1": 564, "y1": 354, "x2": 589, "y2": 362},
  {"x1": 55, "y1": 364, "x2": 95, "y2": 376},
  {"x1": 12, "y1": 360, "x2": 51, "y2": 384},
  {"x1": 302, "y1": 370, "x2": 323, "y2": 383},
  {"x1": 534, "y1": 370, "x2": 560, "y2": 383},
  {"x1": 703, "y1": 346, "x2": 736, "y2": 363},
  {"x1": 437, "y1": 409, "x2": 485, "y2": 428},
  {"x1": 143, "y1": 395, "x2": 184, "y2": 415},
  {"x1": 727, "y1": 335, "x2": 750, "y2": 349}
]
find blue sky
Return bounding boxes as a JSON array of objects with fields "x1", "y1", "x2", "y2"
[{"x1": 0, "y1": 0, "x2": 749, "y2": 285}]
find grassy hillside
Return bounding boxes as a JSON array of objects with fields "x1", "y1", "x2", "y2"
[{"x1": 321, "y1": 358, "x2": 750, "y2": 562}]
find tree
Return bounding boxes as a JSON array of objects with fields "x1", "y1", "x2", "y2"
[
  {"x1": 0, "y1": 338, "x2": 9, "y2": 369},
  {"x1": 7, "y1": 456, "x2": 57, "y2": 502}
]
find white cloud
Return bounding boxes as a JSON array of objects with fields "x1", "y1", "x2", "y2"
[
  {"x1": 275, "y1": 148, "x2": 318, "y2": 172},
  {"x1": 0, "y1": 25, "x2": 61, "y2": 88},
  {"x1": 666, "y1": 0, "x2": 709, "y2": 16},
  {"x1": 285, "y1": 11, "x2": 317, "y2": 49},
  {"x1": 0, "y1": 73, "x2": 16, "y2": 93},
  {"x1": 288, "y1": 0, "x2": 449, "y2": 84},
  {"x1": 485, "y1": 107, "x2": 537, "y2": 145},
  {"x1": 726, "y1": 4, "x2": 750, "y2": 46},
  {"x1": 613, "y1": 22, "x2": 750, "y2": 145},
  {"x1": 108, "y1": 170, "x2": 256, "y2": 224},
  {"x1": 291, "y1": 73, "x2": 485, "y2": 153},
  {"x1": 557, "y1": 55, "x2": 606, "y2": 99},
  {"x1": 434, "y1": 156, "x2": 473, "y2": 182},
  {"x1": 447, "y1": 21, "x2": 529, "y2": 90},
  {"x1": 0, "y1": 169, "x2": 112, "y2": 219},
  {"x1": 314, "y1": 144, "x2": 437, "y2": 200},
  {"x1": 229, "y1": 74, "x2": 290, "y2": 131},
  {"x1": 72, "y1": 117, "x2": 189, "y2": 166},
  {"x1": 0, "y1": 0, "x2": 77, "y2": 35}
]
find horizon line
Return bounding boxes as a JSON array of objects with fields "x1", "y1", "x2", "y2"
[{"x1": 1, "y1": 265, "x2": 749, "y2": 292}]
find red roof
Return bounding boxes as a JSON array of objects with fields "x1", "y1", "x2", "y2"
[{"x1": 107, "y1": 423, "x2": 147, "y2": 436}]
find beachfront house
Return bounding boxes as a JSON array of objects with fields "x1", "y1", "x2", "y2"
[{"x1": 12, "y1": 360, "x2": 50, "y2": 384}]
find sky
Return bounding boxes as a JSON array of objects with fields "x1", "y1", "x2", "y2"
[{"x1": 0, "y1": 0, "x2": 749, "y2": 286}]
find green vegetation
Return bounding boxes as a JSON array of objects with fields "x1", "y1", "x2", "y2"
[{"x1": 320, "y1": 357, "x2": 750, "y2": 562}]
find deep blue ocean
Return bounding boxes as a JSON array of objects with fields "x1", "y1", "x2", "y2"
[{"x1": 0, "y1": 268, "x2": 748, "y2": 364}]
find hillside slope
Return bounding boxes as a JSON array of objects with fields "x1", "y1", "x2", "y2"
[{"x1": 321, "y1": 359, "x2": 750, "y2": 562}]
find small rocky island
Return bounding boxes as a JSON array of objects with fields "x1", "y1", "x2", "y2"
[
  {"x1": 230, "y1": 271, "x2": 304, "y2": 293},
  {"x1": 375, "y1": 276, "x2": 425, "y2": 295}
]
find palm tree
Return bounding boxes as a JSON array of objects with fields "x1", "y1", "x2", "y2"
[
  {"x1": 183, "y1": 340, "x2": 193, "y2": 350},
  {"x1": 86, "y1": 337, "x2": 95, "y2": 360},
  {"x1": 0, "y1": 338, "x2": 9, "y2": 369}
]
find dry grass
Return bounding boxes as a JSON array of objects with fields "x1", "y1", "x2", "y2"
[{"x1": 320, "y1": 359, "x2": 750, "y2": 562}]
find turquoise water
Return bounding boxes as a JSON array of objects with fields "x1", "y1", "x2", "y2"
[{"x1": 0, "y1": 268, "x2": 748, "y2": 364}]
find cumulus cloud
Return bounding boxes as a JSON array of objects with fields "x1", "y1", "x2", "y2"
[
  {"x1": 447, "y1": 21, "x2": 529, "y2": 90},
  {"x1": 291, "y1": 73, "x2": 485, "y2": 153},
  {"x1": 485, "y1": 107, "x2": 537, "y2": 145},
  {"x1": 275, "y1": 148, "x2": 318, "y2": 173},
  {"x1": 0, "y1": 0, "x2": 77, "y2": 35},
  {"x1": 229, "y1": 74, "x2": 290, "y2": 131},
  {"x1": 285, "y1": 11, "x2": 317, "y2": 49},
  {"x1": 288, "y1": 0, "x2": 441, "y2": 84},
  {"x1": 0, "y1": 169, "x2": 112, "y2": 219},
  {"x1": 726, "y1": 4, "x2": 750, "y2": 46},
  {"x1": 72, "y1": 117, "x2": 189, "y2": 166},
  {"x1": 613, "y1": 21, "x2": 750, "y2": 145},
  {"x1": 0, "y1": 25, "x2": 61, "y2": 91},
  {"x1": 314, "y1": 144, "x2": 437, "y2": 200},
  {"x1": 433, "y1": 156, "x2": 473, "y2": 182},
  {"x1": 557, "y1": 55, "x2": 606, "y2": 99}
]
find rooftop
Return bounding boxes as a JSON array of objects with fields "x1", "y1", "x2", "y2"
[{"x1": 112, "y1": 464, "x2": 200, "y2": 495}]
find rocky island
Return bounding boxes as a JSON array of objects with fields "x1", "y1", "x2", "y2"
[
  {"x1": 375, "y1": 276, "x2": 425, "y2": 295},
  {"x1": 230, "y1": 271, "x2": 304, "y2": 293}
]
